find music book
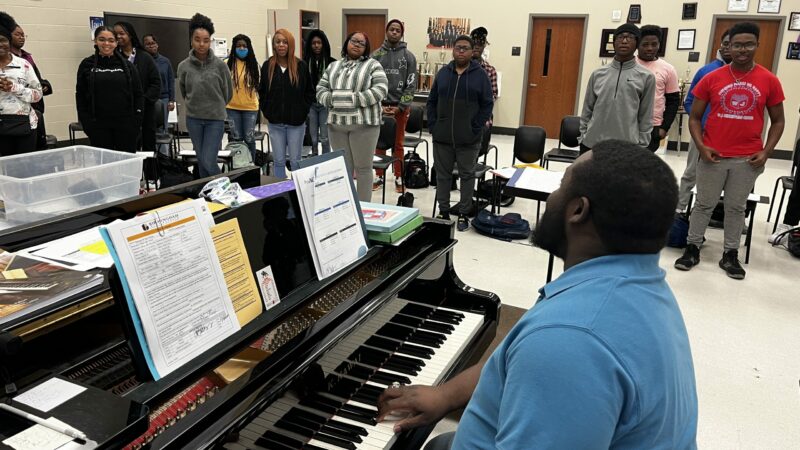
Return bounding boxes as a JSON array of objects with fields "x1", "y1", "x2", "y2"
[
  {"x1": 359, "y1": 202, "x2": 420, "y2": 233},
  {"x1": 0, "y1": 251, "x2": 103, "y2": 328},
  {"x1": 292, "y1": 151, "x2": 369, "y2": 280},
  {"x1": 368, "y1": 214, "x2": 424, "y2": 244},
  {"x1": 100, "y1": 199, "x2": 241, "y2": 380}
]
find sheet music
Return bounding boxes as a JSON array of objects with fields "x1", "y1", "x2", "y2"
[
  {"x1": 101, "y1": 199, "x2": 240, "y2": 379},
  {"x1": 508, "y1": 168, "x2": 564, "y2": 194},
  {"x1": 293, "y1": 156, "x2": 368, "y2": 279}
]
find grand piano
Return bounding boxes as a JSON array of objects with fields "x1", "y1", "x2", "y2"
[{"x1": 0, "y1": 167, "x2": 500, "y2": 449}]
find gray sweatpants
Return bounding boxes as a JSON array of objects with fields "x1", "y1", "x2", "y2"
[
  {"x1": 329, "y1": 124, "x2": 380, "y2": 202},
  {"x1": 433, "y1": 141, "x2": 480, "y2": 215},
  {"x1": 676, "y1": 138, "x2": 700, "y2": 212},
  {"x1": 687, "y1": 157, "x2": 764, "y2": 251}
]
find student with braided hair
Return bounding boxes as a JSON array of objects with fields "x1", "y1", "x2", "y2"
[
  {"x1": 75, "y1": 26, "x2": 143, "y2": 152},
  {"x1": 226, "y1": 34, "x2": 260, "y2": 158}
]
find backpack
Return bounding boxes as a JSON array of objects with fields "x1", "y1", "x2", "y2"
[
  {"x1": 226, "y1": 141, "x2": 254, "y2": 169},
  {"x1": 471, "y1": 209, "x2": 531, "y2": 241},
  {"x1": 477, "y1": 178, "x2": 515, "y2": 207},
  {"x1": 403, "y1": 152, "x2": 429, "y2": 189},
  {"x1": 397, "y1": 192, "x2": 414, "y2": 207},
  {"x1": 667, "y1": 213, "x2": 690, "y2": 248},
  {"x1": 789, "y1": 228, "x2": 800, "y2": 258}
]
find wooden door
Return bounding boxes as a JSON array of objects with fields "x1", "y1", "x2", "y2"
[
  {"x1": 524, "y1": 17, "x2": 585, "y2": 138},
  {"x1": 345, "y1": 14, "x2": 387, "y2": 51},
  {"x1": 710, "y1": 18, "x2": 780, "y2": 71}
]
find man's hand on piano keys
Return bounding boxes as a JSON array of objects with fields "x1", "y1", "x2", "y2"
[{"x1": 376, "y1": 385, "x2": 452, "y2": 433}]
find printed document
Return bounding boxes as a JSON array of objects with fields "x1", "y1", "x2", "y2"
[
  {"x1": 210, "y1": 219, "x2": 262, "y2": 326},
  {"x1": 293, "y1": 156, "x2": 368, "y2": 279},
  {"x1": 101, "y1": 199, "x2": 240, "y2": 379}
]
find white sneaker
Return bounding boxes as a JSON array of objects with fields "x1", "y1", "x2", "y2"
[{"x1": 768, "y1": 223, "x2": 792, "y2": 245}]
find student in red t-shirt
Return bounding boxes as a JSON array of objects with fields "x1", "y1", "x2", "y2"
[{"x1": 674, "y1": 22, "x2": 785, "y2": 279}]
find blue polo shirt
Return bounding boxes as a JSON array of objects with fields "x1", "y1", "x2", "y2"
[{"x1": 452, "y1": 254, "x2": 698, "y2": 450}]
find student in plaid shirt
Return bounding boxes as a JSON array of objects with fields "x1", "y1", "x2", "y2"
[{"x1": 470, "y1": 26, "x2": 496, "y2": 153}]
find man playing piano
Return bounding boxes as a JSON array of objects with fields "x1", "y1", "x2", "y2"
[{"x1": 378, "y1": 140, "x2": 698, "y2": 449}]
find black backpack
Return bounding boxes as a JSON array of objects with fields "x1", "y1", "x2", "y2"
[
  {"x1": 403, "y1": 152, "x2": 429, "y2": 189},
  {"x1": 471, "y1": 209, "x2": 531, "y2": 241}
]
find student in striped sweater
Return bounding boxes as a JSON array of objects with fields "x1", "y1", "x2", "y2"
[{"x1": 317, "y1": 31, "x2": 388, "y2": 202}]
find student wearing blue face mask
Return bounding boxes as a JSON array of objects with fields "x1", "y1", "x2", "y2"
[{"x1": 226, "y1": 34, "x2": 260, "y2": 158}]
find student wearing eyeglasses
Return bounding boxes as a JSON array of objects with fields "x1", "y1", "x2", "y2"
[
  {"x1": 675, "y1": 22, "x2": 785, "y2": 279},
  {"x1": 317, "y1": 31, "x2": 388, "y2": 202},
  {"x1": 579, "y1": 23, "x2": 655, "y2": 153}
]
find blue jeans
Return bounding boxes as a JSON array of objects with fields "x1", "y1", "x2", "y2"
[
  {"x1": 185, "y1": 116, "x2": 224, "y2": 178},
  {"x1": 269, "y1": 123, "x2": 306, "y2": 179},
  {"x1": 307, "y1": 103, "x2": 330, "y2": 155},
  {"x1": 226, "y1": 108, "x2": 258, "y2": 157}
]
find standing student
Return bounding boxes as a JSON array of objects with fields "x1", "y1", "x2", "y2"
[
  {"x1": 258, "y1": 29, "x2": 314, "y2": 179},
  {"x1": 676, "y1": 30, "x2": 732, "y2": 213},
  {"x1": 143, "y1": 33, "x2": 175, "y2": 152},
  {"x1": 317, "y1": 31, "x2": 388, "y2": 202},
  {"x1": 636, "y1": 25, "x2": 680, "y2": 152},
  {"x1": 177, "y1": 13, "x2": 232, "y2": 178},
  {"x1": 227, "y1": 34, "x2": 260, "y2": 158},
  {"x1": 675, "y1": 22, "x2": 785, "y2": 279},
  {"x1": 0, "y1": 19, "x2": 42, "y2": 156},
  {"x1": 114, "y1": 22, "x2": 160, "y2": 153},
  {"x1": 10, "y1": 23, "x2": 52, "y2": 150},
  {"x1": 580, "y1": 23, "x2": 655, "y2": 152},
  {"x1": 75, "y1": 26, "x2": 143, "y2": 153},
  {"x1": 372, "y1": 19, "x2": 417, "y2": 193},
  {"x1": 303, "y1": 29, "x2": 336, "y2": 156},
  {"x1": 427, "y1": 35, "x2": 493, "y2": 231},
  {"x1": 470, "y1": 26, "x2": 498, "y2": 154}
]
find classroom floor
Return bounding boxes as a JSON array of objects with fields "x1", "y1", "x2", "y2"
[
  {"x1": 195, "y1": 131, "x2": 798, "y2": 449},
  {"x1": 381, "y1": 134, "x2": 799, "y2": 450}
]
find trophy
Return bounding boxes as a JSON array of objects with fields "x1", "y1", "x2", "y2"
[
  {"x1": 419, "y1": 52, "x2": 432, "y2": 92},
  {"x1": 435, "y1": 47, "x2": 447, "y2": 75}
]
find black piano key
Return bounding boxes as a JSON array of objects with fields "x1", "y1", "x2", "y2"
[
  {"x1": 275, "y1": 419, "x2": 314, "y2": 438},
  {"x1": 254, "y1": 436, "x2": 297, "y2": 450},
  {"x1": 352, "y1": 391, "x2": 378, "y2": 407},
  {"x1": 413, "y1": 329, "x2": 447, "y2": 343},
  {"x1": 284, "y1": 411, "x2": 362, "y2": 443},
  {"x1": 397, "y1": 342, "x2": 434, "y2": 359},
  {"x1": 388, "y1": 353, "x2": 425, "y2": 368},
  {"x1": 336, "y1": 409, "x2": 377, "y2": 426},
  {"x1": 325, "y1": 376, "x2": 362, "y2": 398},
  {"x1": 348, "y1": 347, "x2": 390, "y2": 367},
  {"x1": 431, "y1": 311, "x2": 464, "y2": 324},
  {"x1": 399, "y1": 303, "x2": 435, "y2": 318},
  {"x1": 311, "y1": 430, "x2": 357, "y2": 450},
  {"x1": 334, "y1": 362, "x2": 375, "y2": 380},
  {"x1": 405, "y1": 333, "x2": 442, "y2": 348},
  {"x1": 290, "y1": 408, "x2": 368, "y2": 436},
  {"x1": 300, "y1": 396, "x2": 339, "y2": 414},
  {"x1": 375, "y1": 323, "x2": 414, "y2": 341},
  {"x1": 382, "y1": 359, "x2": 419, "y2": 376},
  {"x1": 257, "y1": 430, "x2": 304, "y2": 449},
  {"x1": 390, "y1": 314, "x2": 423, "y2": 328},
  {"x1": 417, "y1": 320, "x2": 454, "y2": 334},
  {"x1": 340, "y1": 402, "x2": 377, "y2": 417},
  {"x1": 364, "y1": 336, "x2": 401, "y2": 352},
  {"x1": 370, "y1": 370, "x2": 412, "y2": 386}
]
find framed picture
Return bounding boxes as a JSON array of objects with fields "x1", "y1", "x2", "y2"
[
  {"x1": 790, "y1": 12, "x2": 800, "y2": 31},
  {"x1": 682, "y1": 3, "x2": 698, "y2": 20},
  {"x1": 599, "y1": 28, "x2": 616, "y2": 57},
  {"x1": 677, "y1": 29, "x2": 696, "y2": 50},
  {"x1": 728, "y1": 0, "x2": 749, "y2": 12},
  {"x1": 758, "y1": 0, "x2": 781, "y2": 13}
]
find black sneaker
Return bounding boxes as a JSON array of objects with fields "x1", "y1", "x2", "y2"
[
  {"x1": 674, "y1": 244, "x2": 700, "y2": 271},
  {"x1": 435, "y1": 213, "x2": 451, "y2": 221},
  {"x1": 456, "y1": 215, "x2": 470, "y2": 232},
  {"x1": 719, "y1": 250, "x2": 746, "y2": 280}
]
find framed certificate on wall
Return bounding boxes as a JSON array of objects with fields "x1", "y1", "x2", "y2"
[
  {"x1": 728, "y1": 0, "x2": 749, "y2": 12},
  {"x1": 758, "y1": 0, "x2": 781, "y2": 13}
]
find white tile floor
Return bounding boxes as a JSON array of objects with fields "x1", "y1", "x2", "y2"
[{"x1": 376, "y1": 133, "x2": 799, "y2": 449}]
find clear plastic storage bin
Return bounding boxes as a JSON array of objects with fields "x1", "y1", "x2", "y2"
[{"x1": 0, "y1": 146, "x2": 144, "y2": 224}]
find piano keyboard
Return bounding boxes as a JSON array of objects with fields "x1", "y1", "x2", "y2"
[{"x1": 225, "y1": 298, "x2": 484, "y2": 450}]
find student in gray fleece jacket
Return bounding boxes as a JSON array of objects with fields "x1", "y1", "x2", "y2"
[
  {"x1": 177, "y1": 13, "x2": 232, "y2": 178},
  {"x1": 580, "y1": 23, "x2": 655, "y2": 152}
]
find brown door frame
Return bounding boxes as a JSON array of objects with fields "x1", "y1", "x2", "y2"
[
  {"x1": 342, "y1": 8, "x2": 388, "y2": 43},
  {"x1": 707, "y1": 14, "x2": 785, "y2": 71},
  {"x1": 520, "y1": 14, "x2": 589, "y2": 127}
]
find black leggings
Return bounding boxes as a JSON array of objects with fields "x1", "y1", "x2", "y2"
[{"x1": 0, "y1": 131, "x2": 37, "y2": 156}]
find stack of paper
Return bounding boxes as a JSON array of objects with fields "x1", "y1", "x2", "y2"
[{"x1": 361, "y1": 202, "x2": 423, "y2": 244}]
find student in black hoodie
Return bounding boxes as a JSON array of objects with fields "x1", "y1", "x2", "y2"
[
  {"x1": 76, "y1": 26, "x2": 143, "y2": 152},
  {"x1": 258, "y1": 29, "x2": 314, "y2": 179},
  {"x1": 303, "y1": 29, "x2": 336, "y2": 156},
  {"x1": 114, "y1": 21, "x2": 160, "y2": 153},
  {"x1": 427, "y1": 35, "x2": 493, "y2": 232}
]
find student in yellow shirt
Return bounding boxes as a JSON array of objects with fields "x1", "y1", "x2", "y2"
[{"x1": 226, "y1": 34, "x2": 260, "y2": 158}]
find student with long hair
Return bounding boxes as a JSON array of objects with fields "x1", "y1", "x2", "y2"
[
  {"x1": 177, "y1": 13, "x2": 232, "y2": 178},
  {"x1": 0, "y1": 13, "x2": 42, "y2": 156},
  {"x1": 75, "y1": 26, "x2": 143, "y2": 152},
  {"x1": 302, "y1": 29, "x2": 336, "y2": 156},
  {"x1": 114, "y1": 21, "x2": 160, "y2": 153},
  {"x1": 258, "y1": 29, "x2": 314, "y2": 179},
  {"x1": 226, "y1": 34, "x2": 260, "y2": 158},
  {"x1": 317, "y1": 31, "x2": 388, "y2": 202}
]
